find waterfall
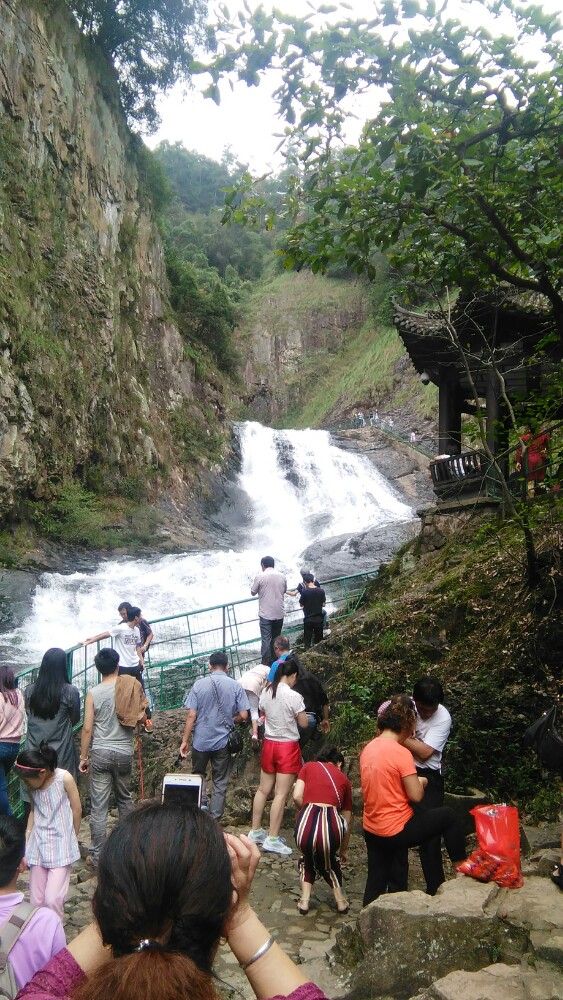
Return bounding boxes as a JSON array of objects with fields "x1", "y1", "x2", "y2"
[{"x1": 2, "y1": 421, "x2": 413, "y2": 667}]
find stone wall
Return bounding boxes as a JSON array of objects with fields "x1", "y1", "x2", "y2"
[{"x1": 417, "y1": 499, "x2": 501, "y2": 554}]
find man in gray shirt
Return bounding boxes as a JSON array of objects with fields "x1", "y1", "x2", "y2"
[
  {"x1": 79, "y1": 648, "x2": 141, "y2": 868},
  {"x1": 179, "y1": 652, "x2": 249, "y2": 820},
  {"x1": 251, "y1": 555, "x2": 287, "y2": 666}
]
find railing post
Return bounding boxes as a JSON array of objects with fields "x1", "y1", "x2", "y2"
[{"x1": 222, "y1": 605, "x2": 226, "y2": 650}]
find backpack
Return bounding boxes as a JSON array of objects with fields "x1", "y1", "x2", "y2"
[{"x1": 0, "y1": 901, "x2": 38, "y2": 999}]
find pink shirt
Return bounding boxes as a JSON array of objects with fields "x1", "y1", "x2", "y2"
[
  {"x1": 0, "y1": 892, "x2": 65, "y2": 989},
  {"x1": 0, "y1": 690, "x2": 25, "y2": 741}
]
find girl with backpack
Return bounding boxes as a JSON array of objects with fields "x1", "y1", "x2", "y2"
[{"x1": 15, "y1": 742, "x2": 81, "y2": 918}]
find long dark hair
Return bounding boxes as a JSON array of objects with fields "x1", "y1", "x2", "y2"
[
  {"x1": 73, "y1": 801, "x2": 232, "y2": 1000},
  {"x1": 272, "y1": 655, "x2": 299, "y2": 698},
  {"x1": 28, "y1": 648, "x2": 71, "y2": 719},
  {"x1": 316, "y1": 745, "x2": 344, "y2": 766},
  {"x1": 0, "y1": 666, "x2": 19, "y2": 707}
]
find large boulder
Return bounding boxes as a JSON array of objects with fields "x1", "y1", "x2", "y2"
[{"x1": 410, "y1": 961, "x2": 563, "y2": 1000}]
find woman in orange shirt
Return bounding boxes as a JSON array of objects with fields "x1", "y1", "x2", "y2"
[{"x1": 360, "y1": 697, "x2": 465, "y2": 905}]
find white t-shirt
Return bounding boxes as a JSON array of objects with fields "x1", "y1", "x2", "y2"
[
  {"x1": 260, "y1": 683, "x2": 305, "y2": 742},
  {"x1": 414, "y1": 704, "x2": 451, "y2": 771},
  {"x1": 107, "y1": 622, "x2": 141, "y2": 669}
]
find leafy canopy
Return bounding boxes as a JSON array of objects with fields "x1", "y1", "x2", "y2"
[
  {"x1": 210, "y1": 0, "x2": 563, "y2": 333},
  {"x1": 68, "y1": 0, "x2": 211, "y2": 130}
]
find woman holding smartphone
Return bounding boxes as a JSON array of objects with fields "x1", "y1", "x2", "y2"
[{"x1": 15, "y1": 801, "x2": 327, "y2": 1000}]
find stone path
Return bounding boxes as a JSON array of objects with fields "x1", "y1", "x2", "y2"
[{"x1": 15, "y1": 816, "x2": 452, "y2": 999}]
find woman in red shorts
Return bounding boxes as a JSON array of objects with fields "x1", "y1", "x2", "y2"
[{"x1": 248, "y1": 658, "x2": 307, "y2": 856}]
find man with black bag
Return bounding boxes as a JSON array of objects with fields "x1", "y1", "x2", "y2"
[{"x1": 179, "y1": 652, "x2": 249, "y2": 820}]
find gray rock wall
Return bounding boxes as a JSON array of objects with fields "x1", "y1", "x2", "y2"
[{"x1": 0, "y1": 0, "x2": 225, "y2": 518}]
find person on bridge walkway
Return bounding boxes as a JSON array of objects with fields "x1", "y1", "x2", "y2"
[
  {"x1": 251, "y1": 556, "x2": 288, "y2": 667},
  {"x1": 179, "y1": 652, "x2": 249, "y2": 821}
]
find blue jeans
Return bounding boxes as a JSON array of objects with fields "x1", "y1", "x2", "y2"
[{"x1": 0, "y1": 742, "x2": 19, "y2": 816}]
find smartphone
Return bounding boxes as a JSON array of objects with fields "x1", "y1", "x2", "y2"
[{"x1": 161, "y1": 773, "x2": 203, "y2": 809}]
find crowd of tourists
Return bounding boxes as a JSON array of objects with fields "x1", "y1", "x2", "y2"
[{"x1": 0, "y1": 557, "x2": 559, "y2": 1000}]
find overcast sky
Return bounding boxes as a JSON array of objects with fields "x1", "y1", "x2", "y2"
[{"x1": 146, "y1": 0, "x2": 561, "y2": 173}]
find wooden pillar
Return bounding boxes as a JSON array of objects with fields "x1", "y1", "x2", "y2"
[{"x1": 438, "y1": 368, "x2": 462, "y2": 455}]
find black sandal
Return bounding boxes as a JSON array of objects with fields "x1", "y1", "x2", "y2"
[
  {"x1": 297, "y1": 900, "x2": 310, "y2": 915},
  {"x1": 551, "y1": 864, "x2": 563, "y2": 890}
]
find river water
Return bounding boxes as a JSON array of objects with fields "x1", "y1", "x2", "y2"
[{"x1": 3, "y1": 422, "x2": 413, "y2": 667}]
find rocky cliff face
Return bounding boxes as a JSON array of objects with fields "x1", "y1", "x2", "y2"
[
  {"x1": 0, "y1": 0, "x2": 228, "y2": 523},
  {"x1": 238, "y1": 272, "x2": 371, "y2": 423}
]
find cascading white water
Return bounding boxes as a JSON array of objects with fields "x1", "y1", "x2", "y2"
[{"x1": 3, "y1": 421, "x2": 412, "y2": 666}]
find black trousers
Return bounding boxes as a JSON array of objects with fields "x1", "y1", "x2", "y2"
[
  {"x1": 363, "y1": 807, "x2": 466, "y2": 906},
  {"x1": 303, "y1": 617, "x2": 324, "y2": 648},
  {"x1": 415, "y1": 767, "x2": 445, "y2": 894}
]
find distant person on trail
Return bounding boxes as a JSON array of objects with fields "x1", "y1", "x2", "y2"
[
  {"x1": 179, "y1": 652, "x2": 249, "y2": 820},
  {"x1": 78, "y1": 647, "x2": 146, "y2": 870},
  {"x1": 299, "y1": 574, "x2": 326, "y2": 650},
  {"x1": 0, "y1": 813, "x2": 66, "y2": 992},
  {"x1": 410, "y1": 430, "x2": 417, "y2": 444},
  {"x1": 81, "y1": 607, "x2": 153, "y2": 733},
  {"x1": 401, "y1": 677, "x2": 452, "y2": 896},
  {"x1": 251, "y1": 556, "x2": 287, "y2": 666}
]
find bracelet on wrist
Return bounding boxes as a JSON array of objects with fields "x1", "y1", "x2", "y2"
[{"x1": 239, "y1": 935, "x2": 274, "y2": 971}]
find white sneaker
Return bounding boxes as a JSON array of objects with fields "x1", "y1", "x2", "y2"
[
  {"x1": 247, "y1": 828, "x2": 267, "y2": 844},
  {"x1": 262, "y1": 836, "x2": 292, "y2": 856}
]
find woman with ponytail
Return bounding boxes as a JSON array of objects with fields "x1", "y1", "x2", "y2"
[
  {"x1": 248, "y1": 657, "x2": 308, "y2": 856},
  {"x1": 14, "y1": 801, "x2": 327, "y2": 1000},
  {"x1": 360, "y1": 696, "x2": 466, "y2": 906}
]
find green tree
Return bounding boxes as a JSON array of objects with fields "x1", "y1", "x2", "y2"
[
  {"x1": 213, "y1": 0, "x2": 563, "y2": 336},
  {"x1": 67, "y1": 0, "x2": 211, "y2": 130}
]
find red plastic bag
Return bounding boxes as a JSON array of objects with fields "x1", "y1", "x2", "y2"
[{"x1": 456, "y1": 804, "x2": 523, "y2": 888}]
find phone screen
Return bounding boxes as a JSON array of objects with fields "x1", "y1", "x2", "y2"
[{"x1": 162, "y1": 783, "x2": 201, "y2": 809}]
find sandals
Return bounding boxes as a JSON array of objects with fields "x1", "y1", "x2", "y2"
[
  {"x1": 336, "y1": 902, "x2": 350, "y2": 915},
  {"x1": 551, "y1": 864, "x2": 563, "y2": 890},
  {"x1": 297, "y1": 900, "x2": 310, "y2": 915}
]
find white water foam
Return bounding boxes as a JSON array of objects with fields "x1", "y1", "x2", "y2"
[{"x1": 3, "y1": 421, "x2": 412, "y2": 666}]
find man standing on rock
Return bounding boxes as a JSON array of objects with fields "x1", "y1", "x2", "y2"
[
  {"x1": 403, "y1": 676, "x2": 452, "y2": 895},
  {"x1": 251, "y1": 556, "x2": 287, "y2": 666},
  {"x1": 179, "y1": 652, "x2": 249, "y2": 821}
]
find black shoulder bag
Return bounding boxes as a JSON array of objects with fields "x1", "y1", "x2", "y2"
[
  {"x1": 211, "y1": 679, "x2": 244, "y2": 755},
  {"x1": 523, "y1": 704, "x2": 563, "y2": 774}
]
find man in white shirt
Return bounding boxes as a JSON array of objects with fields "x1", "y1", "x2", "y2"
[
  {"x1": 251, "y1": 556, "x2": 287, "y2": 666},
  {"x1": 403, "y1": 676, "x2": 452, "y2": 895}
]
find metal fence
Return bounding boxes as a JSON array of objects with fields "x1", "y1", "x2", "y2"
[{"x1": 15, "y1": 569, "x2": 379, "y2": 715}]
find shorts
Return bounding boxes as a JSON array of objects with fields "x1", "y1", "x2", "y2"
[{"x1": 261, "y1": 738, "x2": 302, "y2": 775}]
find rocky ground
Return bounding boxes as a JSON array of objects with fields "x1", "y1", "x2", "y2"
[{"x1": 15, "y1": 802, "x2": 561, "y2": 1000}]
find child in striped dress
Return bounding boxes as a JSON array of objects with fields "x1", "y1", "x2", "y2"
[{"x1": 15, "y1": 741, "x2": 81, "y2": 918}]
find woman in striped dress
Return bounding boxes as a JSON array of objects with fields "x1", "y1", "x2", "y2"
[
  {"x1": 15, "y1": 741, "x2": 81, "y2": 918},
  {"x1": 292, "y1": 746, "x2": 352, "y2": 915}
]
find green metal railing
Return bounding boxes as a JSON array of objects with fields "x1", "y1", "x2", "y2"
[
  {"x1": 15, "y1": 569, "x2": 379, "y2": 714},
  {"x1": 8, "y1": 569, "x2": 377, "y2": 812}
]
